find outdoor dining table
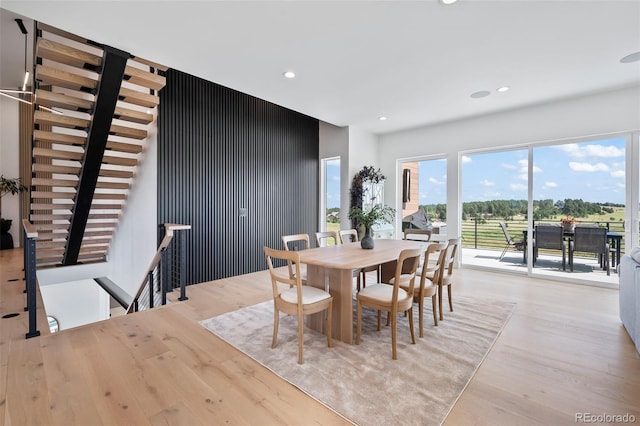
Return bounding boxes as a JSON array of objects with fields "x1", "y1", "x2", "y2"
[
  {"x1": 297, "y1": 239, "x2": 427, "y2": 344},
  {"x1": 521, "y1": 229, "x2": 622, "y2": 269}
]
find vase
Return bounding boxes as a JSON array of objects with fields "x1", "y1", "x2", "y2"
[{"x1": 361, "y1": 227, "x2": 374, "y2": 249}]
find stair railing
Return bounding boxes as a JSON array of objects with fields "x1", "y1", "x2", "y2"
[
  {"x1": 22, "y1": 219, "x2": 41, "y2": 338},
  {"x1": 126, "y1": 223, "x2": 191, "y2": 314}
]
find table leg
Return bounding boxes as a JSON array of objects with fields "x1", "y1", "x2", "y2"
[{"x1": 307, "y1": 264, "x2": 354, "y2": 344}]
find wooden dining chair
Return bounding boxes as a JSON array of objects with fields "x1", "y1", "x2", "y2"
[
  {"x1": 403, "y1": 228, "x2": 432, "y2": 242},
  {"x1": 315, "y1": 231, "x2": 338, "y2": 247},
  {"x1": 356, "y1": 248, "x2": 423, "y2": 360},
  {"x1": 281, "y1": 233, "x2": 310, "y2": 285},
  {"x1": 436, "y1": 238, "x2": 459, "y2": 321},
  {"x1": 389, "y1": 242, "x2": 448, "y2": 336},
  {"x1": 339, "y1": 228, "x2": 380, "y2": 291},
  {"x1": 264, "y1": 246, "x2": 332, "y2": 364}
]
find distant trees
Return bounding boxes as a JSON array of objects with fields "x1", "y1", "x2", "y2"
[{"x1": 422, "y1": 198, "x2": 614, "y2": 221}]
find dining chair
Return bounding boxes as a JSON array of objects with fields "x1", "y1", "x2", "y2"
[
  {"x1": 264, "y1": 246, "x2": 332, "y2": 364},
  {"x1": 570, "y1": 225, "x2": 610, "y2": 275},
  {"x1": 499, "y1": 222, "x2": 525, "y2": 260},
  {"x1": 533, "y1": 224, "x2": 566, "y2": 270},
  {"x1": 282, "y1": 233, "x2": 310, "y2": 285},
  {"x1": 389, "y1": 241, "x2": 448, "y2": 336},
  {"x1": 356, "y1": 247, "x2": 423, "y2": 360},
  {"x1": 436, "y1": 238, "x2": 459, "y2": 321},
  {"x1": 339, "y1": 228, "x2": 380, "y2": 291},
  {"x1": 403, "y1": 228, "x2": 432, "y2": 242},
  {"x1": 315, "y1": 231, "x2": 338, "y2": 247}
]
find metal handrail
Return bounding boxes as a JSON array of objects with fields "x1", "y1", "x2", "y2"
[{"x1": 22, "y1": 219, "x2": 40, "y2": 339}]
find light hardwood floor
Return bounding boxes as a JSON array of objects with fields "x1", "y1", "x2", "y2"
[{"x1": 1, "y1": 247, "x2": 639, "y2": 425}]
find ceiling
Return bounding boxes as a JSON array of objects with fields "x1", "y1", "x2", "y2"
[{"x1": 2, "y1": 1, "x2": 639, "y2": 135}]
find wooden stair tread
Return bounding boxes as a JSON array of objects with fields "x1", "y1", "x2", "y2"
[
  {"x1": 119, "y1": 87, "x2": 159, "y2": 108},
  {"x1": 96, "y1": 181, "x2": 130, "y2": 190},
  {"x1": 30, "y1": 214, "x2": 72, "y2": 221},
  {"x1": 33, "y1": 147, "x2": 83, "y2": 161},
  {"x1": 36, "y1": 64, "x2": 97, "y2": 92},
  {"x1": 124, "y1": 65, "x2": 166, "y2": 91},
  {"x1": 105, "y1": 140, "x2": 143, "y2": 154},
  {"x1": 32, "y1": 178, "x2": 78, "y2": 187},
  {"x1": 31, "y1": 192, "x2": 76, "y2": 199},
  {"x1": 33, "y1": 163, "x2": 80, "y2": 175},
  {"x1": 37, "y1": 38, "x2": 102, "y2": 69},
  {"x1": 35, "y1": 89, "x2": 93, "y2": 112},
  {"x1": 35, "y1": 110, "x2": 89, "y2": 131},
  {"x1": 92, "y1": 193, "x2": 128, "y2": 200},
  {"x1": 113, "y1": 106, "x2": 153, "y2": 125},
  {"x1": 109, "y1": 123, "x2": 147, "y2": 140},
  {"x1": 99, "y1": 169, "x2": 134, "y2": 179},
  {"x1": 102, "y1": 155, "x2": 138, "y2": 167},
  {"x1": 34, "y1": 130, "x2": 86, "y2": 146},
  {"x1": 31, "y1": 203, "x2": 74, "y2": 210}
]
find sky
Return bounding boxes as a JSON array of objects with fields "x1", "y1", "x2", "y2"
[{"x1": 325, "y1": 136, "x2": 627, "y2": 210}]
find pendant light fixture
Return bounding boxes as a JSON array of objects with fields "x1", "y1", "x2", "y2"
[{"x1": 0, "y1": 19, "x2": 33, "y2": 103}]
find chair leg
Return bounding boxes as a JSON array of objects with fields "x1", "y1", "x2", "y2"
[
  {"x1": 297, "y1": 314, "x2": 304, "y2": 364},
  {"x1": 500, "y1": 243, "x2": 509, "y2": 260},
  {"x1": 438, "y1": 285, "x2": 444, "y2": 321},
  {"x1": 391, "y1": 311, "x2": 397, "y2": 360},
  {"x1": 431, "y1": 295, "x2": 438, "y2": 326},
  {"x1": 356, "y1": 300, "x2": 362, "y2": 345},
  {"x1": 356, "y1": 271, "x2": 361, "y2": 292},
  {"x1": 377, "y1": 310, "x2": 382, "y2": 331},
  {"x1": 272, "y1": 309, "x2": 279, "y2": 348},
  {"x1": 448, "y1": 285, "x2": 453, "y2": 312},
  {"x1": 326, "y1": 300, "x2": 333, "y2": 348},
  {"x1": 408, "y1": 307, "x2": 416, "y2": 344}
]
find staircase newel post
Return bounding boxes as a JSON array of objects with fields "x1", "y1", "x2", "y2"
[
  {"x1": 24, "y1": 227, "x2": 40, "y2": 339},
  {"x1": 161, "y1": 246, "x2": 168, "y2": 306},
  {"x1": 148, "y1": 271, "x2": 154, "y2": 309},
  {"x1": 178, "y1": 229, "x2": 188, "y2": 301}
]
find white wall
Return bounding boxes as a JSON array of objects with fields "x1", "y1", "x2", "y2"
[
  {"x1": 379, "y1": 86, "x2": 640, "y2": 238},
  {"x1": 39, "y1": 279, "x2": 110, "y2": 330},
  {"x1": 319, "y1": 121, "x2": 350, "y2": 227},
  {"x1": 0, "y1": 96, "x2": 21, "y2": 246}
]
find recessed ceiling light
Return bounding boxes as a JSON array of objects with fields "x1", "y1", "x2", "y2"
[
  {"x1": 497, "y1": 86, "x2": 510, "y2": 93},
  {"x1": 470, "y1": 91, "x2": 491, "y2": 99},
  {"x1": 440, "y1": 0, "x2": 458, "y2": 4},
  {"x1": 620, "y1": 51, "x2": 640, "y2": 63},
  {"x1": 283, "y1": 71, "x2": 296, "y2": 79},
  {"x1": 379, "y1": 116, "x2": 388, "y2": 121}
]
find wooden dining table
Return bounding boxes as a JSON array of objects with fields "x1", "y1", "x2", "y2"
[{"x1": 297, "y1": 239, "x2": 427, "y2": 344}]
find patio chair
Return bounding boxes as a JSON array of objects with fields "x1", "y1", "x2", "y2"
[
  {"x1": 570, "y1": 225, "x2": 610, "y2": 275},
  {"x1": 499, "y1": 222, "x2": 525, "y2": 260},
  {"x1": 533, "y1": 224, "x2": 566, "y2": 270}
]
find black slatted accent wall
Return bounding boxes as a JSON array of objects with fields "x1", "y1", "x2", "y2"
[{"x1": 158, "y1": 70, "x2": 319, "y2": 284}]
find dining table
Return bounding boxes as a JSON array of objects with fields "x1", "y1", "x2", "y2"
[{"x1": 297, "y1": 239, "x2": 428, "y2": 344}]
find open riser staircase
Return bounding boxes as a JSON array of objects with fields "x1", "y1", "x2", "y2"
[{"x1": 30, "y1": 22, "x2": 166, "y2": 267}]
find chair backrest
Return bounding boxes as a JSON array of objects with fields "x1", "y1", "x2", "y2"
[
  {"x1": 392, "y1": 248, "x2": 423, "y2": 302},
  {"x1": 419, "y1": 242, "x2": 448, "y2": 289},
  {"x1": 573, "y1": 226, "x2": 607, "y2": 253},
  {"x1": 339, "y1": 229, "x2": 358, "y2": 244},
  {"x1": 315, "y1": 231, "x2": 338, "y2": 247},
  {"x1": 534, "y1": 225, "x2": 564, "y2": 250},
  {"x1": 264, "y1": 246, "x2": 301, "y2": 301},
  {"x1": 404, "y1": 228, "x2": 432, "y2": 242},
  {"x1": 282, "y1": 234, "x2": 310, "y2": 251},
  {"x1": 499, "y1": 222, "x2": 514, "y2": 244},
  {"x1": 442, "y1": 238, "x2": 459, "y2": 283},
  {"x1": 281, "y1": 234, "x2": 310, "y2": 280}
]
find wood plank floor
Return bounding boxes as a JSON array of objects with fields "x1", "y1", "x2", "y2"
[{"x1": 1, "y1": 246, "x2": 639, "y2": 425}]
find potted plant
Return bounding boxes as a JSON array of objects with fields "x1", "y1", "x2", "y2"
[
  {"x1": 348, "y1": 204, "x2": 395, "y2": 249},
  {"x1": 1, "y1": 175, "x2": 28, "y2": 250},
  {"x1": 561, "y1": 215, "x2": 578, "y2": 232}
]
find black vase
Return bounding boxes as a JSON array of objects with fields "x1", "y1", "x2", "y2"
[{"x1": 361, "y1": 227, "x2": 374, "y2": 249}]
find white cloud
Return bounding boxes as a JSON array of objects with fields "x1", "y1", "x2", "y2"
[
  {"x1": 479, "y1": 179, "x2": 495, "y2": 187},
  {"x1": 483, "y1": 191, "x2": 501, "y2": 198},
  {"x1": 510, "y1": 183, "x2": 527, "y2": 191},
  {"x1": 501, "y1": 163, "x2": 517, "y2": 170},
  {"x1": 569, "y1": 162, "x2": 609, "y2": 172},
  {"x1": 429, "y1": 177, "x2": 445, "y2": 185},
  {"x1": 543, "y1": 181, "x2": 558, "y2": 189},
  {"x1": 461, "y1": 155, "x2": 472, "y2": 164},
  {"x1": 556, "y1": 143, "x2": 624, "y2": 158},
  {"x1": 611, "y1": 170, "x2": 625, "y2": 178}
]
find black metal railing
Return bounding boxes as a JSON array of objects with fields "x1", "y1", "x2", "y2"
[
  {"x1": 22, "y1": 219, "x2": 40, "y2": 339},
  {"x1": 126, "y1": 223, "x2": 190, "y2": 313}
]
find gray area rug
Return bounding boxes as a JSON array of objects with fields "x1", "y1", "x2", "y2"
[{"x1": 200, "y1": 295, "x2": 515, "y2": 426}]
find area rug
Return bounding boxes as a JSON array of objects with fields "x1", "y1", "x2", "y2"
[{"x1": 200, "y1": 295, "x2": 515, "y2": 426}]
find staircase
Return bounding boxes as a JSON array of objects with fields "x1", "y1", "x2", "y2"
[{"x1": 30, "y1": 23, "x2": 166, "y2": 267}]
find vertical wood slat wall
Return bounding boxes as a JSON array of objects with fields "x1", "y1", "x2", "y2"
[{"x1": 158, "y1": 70, "x2": 319, "y2": 285}]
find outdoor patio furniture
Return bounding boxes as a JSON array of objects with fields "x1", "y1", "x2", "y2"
[
  {"x1": 533, "y1": 224, "x2": 566, "y2": 270},
  {"x1": 570, "y1": 225, "x2": 610, "y2": 275},
  {"x1": 499, "y1": 222, "x2": 525, "y2": 260}
]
